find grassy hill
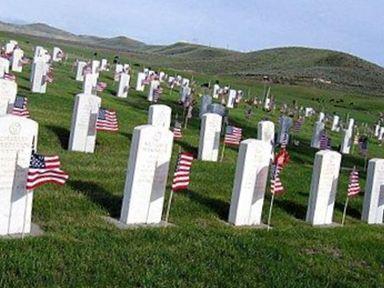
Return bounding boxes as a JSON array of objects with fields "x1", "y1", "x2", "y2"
[
  {"x1": 1, "y1": 22, "x2": 384, "y2": 94},
  {"x1": 0, "y1": 31, "x2": 384, "y2": 286}
]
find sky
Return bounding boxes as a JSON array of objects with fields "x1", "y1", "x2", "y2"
[{"x1": 2, "y1": 0, "x2": 384, "y2": 66}]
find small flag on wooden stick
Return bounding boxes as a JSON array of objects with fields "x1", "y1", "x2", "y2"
[
  {"x1": 342, "y1": 167, "x2": 361, "y2": 225},
  {"x1": 165, "y1": 152, "x2": 194, "y2": 222}
]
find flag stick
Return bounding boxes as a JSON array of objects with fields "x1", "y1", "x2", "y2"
[
  {"x1": 22, "y1": 190, "x2": 30, "y2": 239},
  {"x1": 220, "y1": 143, "x2": 226, "y2": 162},
  {"x1": 184, "y1": 113, "x2": 189, "y2": 129},
  {"x1": 364, "y1": 155, "x2": 368, "y2": 172},
  {"x1": 165, "y1": 189, "x2": 174, "y2": 223},
  {"x1": 267, "y1": 193, "x2": 275, "y2": 231},
  {"x1": 164, "y1": 145, "x2": 182, "y2": 223},
  {"x1": 341, "y1": 196, "x2": 349, "y2": 226}
]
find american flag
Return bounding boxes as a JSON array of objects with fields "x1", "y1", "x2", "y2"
[
  {"x1": 353, "y1": 133, "x2": 360, "y2": 145},
  {"x1": 172, "y1": 152, "x2": 194, "y2": 191},
  {"x1": 96, "y1": 82, "x2": 107, "y2": 92},
  {"x1": 142, "y1": 74, "x2": 155, "y2": 85},
  {"x1": 96, "y1": 108, "x2": 118, "y2": 132},
  {"x1": 293, "y1": 117, "x2": 304, "y2": 133},
  {"x1": 83, "y1": 65, "x2": 92, "y2": 75},
  {"x1": 347, "y1": 168, "x2": 360, "y2": 197},
  {"x1": 358, "y1": 136, "x2": 368, "y2": 156},
  {"x1": 11, "y1": 96, "x2": 29, "y2": 117},
  {"x1": 27, "y1": 152, "x2": 69, "y2": 190},
  {"x1": 270, "y1": 164, "x2": 284, "y2": 195},
  {"x1": 274, "y1": 148, "x2": 290, "y2": 169},
  {"x1": 153, "y1": 86, "x2": 163, "y2": 102},
  {"x1": 173, "y1": 123, "x2": 183, "y2": 140},
  {"x1": 43, "y1": 73, "x2": 54, "y2": 83},
  {"x1": 279, "y1": 132, "x2": 289, "y2": 148},
  {"x1": 319, "y1": 131, "x2": 330, "y2": 150},
  {"x1": 3, "y1": 73, "x2": 16, "y2": 81},
  {"x1": 224, "y1": 126, "x2": 242, "y2": 146}
]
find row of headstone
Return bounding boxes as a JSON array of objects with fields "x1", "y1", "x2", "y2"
[{"x1": 228, "y1": 143, "x2": 384, "y2": 226}]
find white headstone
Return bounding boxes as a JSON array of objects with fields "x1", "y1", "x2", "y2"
[
  {"x1": 120, "y1": 125, "x2": 173, "y2": 224},
  {"x1": 147, "y1": 80, "x2": 160, "y2": 102},
  {"x1": 362, "y1": 159, "x2": 384, "y2": 224},
  {"x1": 228, "y1": 139, "x2": 271, "y2": 226},
  {"x1": 180, "y1": 86, "x2": 191, "y2": 103},
  {"x1": 257, "y1": 121, "x2": 275, "y2": 145},
  {"x1": 305, "y1": 107, "x2": 314, "y2": 117},
  {"x1": 340, "y1": 118, "x2": 354, "y2": 154},
  {"x1": 159, "y1": 71, "x2": 165, "y2": 82},
  {"x1": 33, "y1": 46, "x2": 45, "y2": 59},
  {"x1": 11, "y1": 48, "x2": 24, "y2": 72},
  {"x1": 148, "y1": 104, "x2": 172, "y2": 129},
  {"x1": 83, "y1": 73, "x2": 97, "y2": 95},
  {"x1": 76, "y1": 61, "x2": 87, "y2": 81},
  {"x1": 212, "y1": 84, "x2": 220, "y2": 99},
  {"x1": 31, "y1": 60, "x2": 48, "y2": 93},
  {"x1": 0, "y1": 115, "x2": 38, "y2": 235},
  {"x1": 5, "y1": 42, "x2": 16, "y2": 54},
  {"x1": 100, "y1": 59, "x2": 108, "y2": 70},
  {"x1": 379, "y1": 127, "x2": 384, "y2": 141},
  {"x1": 0, "y1": 79, "x2": 17, "y2": 116},
  {"x1": 52, "y1": 47, "x2": 63, "y2": 62},
  {"x1": 135, "y1": 72, "x2": 146, "y2": 91},
  {"x1": 182, "y1": 78, "x2": 190, "y2": 87},
  {"x1": 227, "y1": 89, "x2": 237, "y2": 109},
  {"x1": 68, "y1": 93, "x2": 101, "y2": 153},
  {"x1": 117, "y1": 72, "x2": 130, "y2": 98},
  {"x1": 318, "y1": 112, "x2": 325, "y2": 123},
  {"x1": 198, "y1": 113, "x2": 222, "y2": 161},
  {"x1": 264, "y1": 97, "x2": 271, "y2": 110},
  {"x1": 311, "y1": 121, "x2": 325, "y2": 149},
  {"x1": 306, "y1": 150, "x2": 341, "y2": 226},
  {"x1": 331, "y1": 115, "x2": 340, "y2": 132},
  {"x1": 0, "y1": 57, "x2": 10, "y2": 78}
]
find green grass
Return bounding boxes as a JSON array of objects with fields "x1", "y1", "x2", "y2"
[{"x1": 1, "y1": 31, "x2": 384, "y2": 287}]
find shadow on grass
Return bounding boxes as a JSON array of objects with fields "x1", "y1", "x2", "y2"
[
  {"x1": 335, "y1": 198, "x2": 362, "y2": 219},
  {"x1": 120, "y1": 132, "x2": 133, "y2": 141},
  {"x1": 186, "y1": 190, "x2": 229, "y2": 221},
  {"x1": 175, "y1": 140, "x2": 198, "y2": 156},
  {"x1": 47, "y1": 125, "x2": 70, "y2": 150},
  {"x1": 70, "y1": 180, "x2": 122, "y2": 218},
  {"x1": 275, "y1": 198, "x2": 307, "y2": 221}
]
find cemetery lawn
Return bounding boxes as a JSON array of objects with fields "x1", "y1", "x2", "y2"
[{"x1": 1, "y1": 31, "x2": 384, "y2": 287}]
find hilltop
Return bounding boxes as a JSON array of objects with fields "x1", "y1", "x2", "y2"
[{"x1": 1, "y1": 21, "x2": 384, "y2": 94}]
